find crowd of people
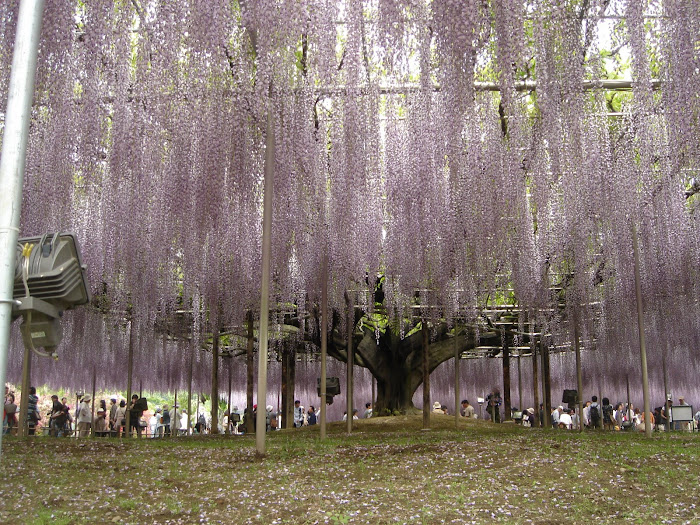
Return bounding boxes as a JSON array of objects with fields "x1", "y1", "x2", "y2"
[
  {"x1": 515, "y1": 395, "x2": 700, "y2": 432},
  {"x1": 4, "y1": 385, "x2": 699, "y2": 436}
]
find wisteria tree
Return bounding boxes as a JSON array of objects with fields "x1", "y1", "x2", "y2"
[{"x1": 0, "y1": 0, "x2": 698, "y2": 404}]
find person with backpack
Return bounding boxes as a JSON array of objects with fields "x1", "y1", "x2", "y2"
[
  {"x1": 589, "y1": 396, "x2": 601, "y2": 430},
  {"x1": 601, "y1": 397, "x2": 615, "y2": 431},
  {"x1": 196, "y1": 411, "x2": 206, "y2": 434}
]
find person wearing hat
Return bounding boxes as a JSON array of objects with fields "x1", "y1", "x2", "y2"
[
  {"x1": 293, "y1": 400, "x2": 304, "y2": 428},
  {"x1": 265, "y1": 405, "x2": 278, "y2": 432},
  {"x1": 77, "y1": 395, "x2": 93, "y2": 437},
  {"x1": 432, "y1": 401, "x2": 443, "y2": 414},
  {"x1": 93, "y1": 407, "x2": 109, "y2": 437}
]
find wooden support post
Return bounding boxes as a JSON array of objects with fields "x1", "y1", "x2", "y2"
[
  {"x1": 211, "y1": 327, "x2": 219, "y2": 434},
  {"x1": 346, "y1": 291, "x2": 353, "y2": 434},
  {"x1": 246, "y1": 310, "x2": 254, "y2": 434},
  {"x1": 517, "y1": 350, "x2": 522, "y2": 411},
  {"x1": 90, "y1": 367, "x2": 96, "y2": 438},
  {"x1": 227, "y1": 357, "x2": 232, "y2": 434},
  {"x1": 532, "y1": 336, "x2": 540, "y2": 428},
  {"x1": 454, "y1": 327, "x2": 460, "y2": 427},
  {"x1": 255, "y1": 105, "x2": 275, "y2": 454},
  {"x1": 18, "y1": 344, "x2": 31, "y2": 437},
  {"x1": 632, "y1": 225, "x2": 652, "y2": 437},
  {"x1": 320, "y1": 252, "x2": 328, "y2": 441},
  {"x1": 572, "y1": 307, "x2": 584, "y2": 432},
  {"x1": 542, "y1": 339, "x2": 552, "y2": 428},
  {"x1": 422, "y1": 320, "x2": 430, "y2": 430},
  {"x1": 172, "y1": 389, "x2": 177, "y2": 437},
  {"x1": 288, "y1": 345, "x2": 296, "y2": 428},
  {"x1": 187, "y1": 346, "x2": 194, "y2": 436},
  {"x1": 502, "y1": 330, "x2": 511, "y2": 421},
  {"x1": 626, "y1": 375, "x2": 632, "y2": 422},
  {"x1": 125, "y1": 318, "x2": 135, "y2": 437},
  {"x1": 281, "y1": 344, "x2": 289, "y2": 429}
]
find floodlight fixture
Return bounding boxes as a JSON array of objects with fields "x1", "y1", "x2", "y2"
[
  {"x1": 11, "y1": 232, "x2": 90, "y2": 358},
  {"x1": 317, "y1": 376, "x2": 341, "y2": 405}
]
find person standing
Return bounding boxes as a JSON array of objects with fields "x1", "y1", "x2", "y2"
[
  {"x1": 50, "y1": 397, "x2": 69, "y2": 437},
  {"x1": 3, "y1": 393, "x2": 17, "y2": 435},
  {"x1": 307, "y1": 406, "x2": 317, "y2": 425},
  {"x1": 486, "y1": 388, "x2": 502, "y2": 423},
  {"x1": 26, "y1": 387, "x2": 41, "y2": 435},
  {"x1": 109, "y1": 398, "x2": 118, "y2": 433},
  {"x1": 128, "y1": 394, "x2": 144, "y2": 438},
  {"x1": 589, "y1": 396, "x2": 601, "y2": 430},
  {"x1": 113, "y1": 400, "x2": 127, "y2": 438},
  {"x1": 293, "y1": 400, "x2": 304, "y2": 428},
  {"x1": 162, "y1": 404, "x2": 171, "y2": 436},
  {"x1": 602, "y1": 397, "x2": 615, "y2": 431},
  {"x1": 77, "y1": 395, "x2": 92, "y2": 437},
  {"x1": 180, "y1": 409, "x2": 189, "y2": 435}
]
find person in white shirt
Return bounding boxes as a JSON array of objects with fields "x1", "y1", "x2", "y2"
[
  {"x1": 551, "y1": 406, "x2": 561, "y2": 428},
  {"x1": 582, "y1": 401, "x2": 591, "y2": 428},
  {"x1": 570, "y1": 408, "x2": 579, "y2": 430},
  {"x1": 558, "y1": 409, "x2": 572, "y2": 430},
  {"x1": 293, "y1": 400, "x2": 304, "y2": 428},
  {"x1": 77, "y1": 396, "x2": 93, "y2": 437},
  {"x1": 149, "y1": 412, "x2": 158, "y2": 438},
  {"x1": 180, "y1": 409, "x2": 189, "y2": 435}
]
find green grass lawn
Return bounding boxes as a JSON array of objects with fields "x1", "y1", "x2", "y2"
[{"x1": 0, "y1": 415, "x2": 698, "y2": 524}]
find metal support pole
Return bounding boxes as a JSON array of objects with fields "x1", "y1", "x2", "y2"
[
  {"x1": 345, "y1": 291, "x2": 353, "y2": 434},
  {"x1": 319, "y1": 252, "x2": 328, "y2": 440},
  {"x1": 0, "y1": 0, "x2": 45, "y2": 457},
  {"x1": 632, "y1": 225, "x2": 652, "y2": 437},
  {"x1": 256, "y1": 107, "x2": 275, "y2": 454}
]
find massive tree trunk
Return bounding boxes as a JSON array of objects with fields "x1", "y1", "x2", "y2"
[{"x1": 328, "y1": 318, "x2": 482, "y2": 414}]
